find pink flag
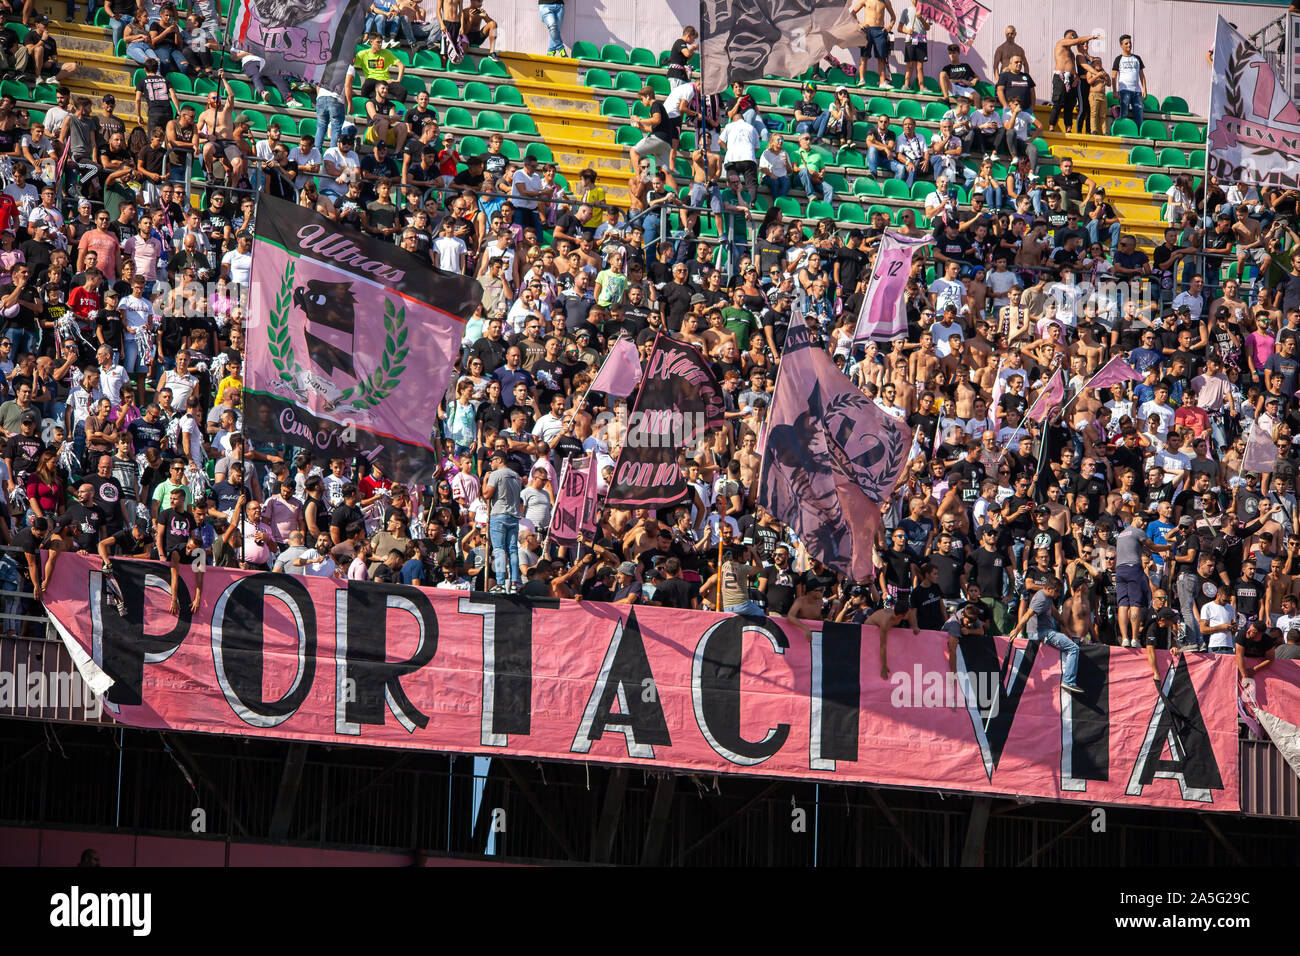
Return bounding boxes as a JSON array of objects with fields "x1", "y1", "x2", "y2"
[
  {"x1": 1084, "y1": 355, "x2": 1143, "y2": 392},
  {"x1": 590, "y1": 336, "x2": 643, "y2": 397},
  {"x1": 852, "y1": 232, "x2": 932, "y2": 342},
  {"x1": 1024, "y1": 370, "x2": 1064, "y2": 423},
  {"x1": 549, "y1": 454, "x2": 600, "y2": 545},
  {"x1": 758, "y1": 322, "x2": 911, "y2": 581}
]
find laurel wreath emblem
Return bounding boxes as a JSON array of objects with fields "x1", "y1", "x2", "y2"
[
  {"x1": 1224, "y1": 42, "x2": 1287, "y2": 163},
  {"x1": 266, "y1": 259, "x2": 409, "y2": 413}
]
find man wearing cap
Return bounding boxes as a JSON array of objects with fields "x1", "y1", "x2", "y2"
[
  {"x1": 611, "y1": 561, "x2": 643, "y2": 605},
  {"x1": 482, "y1": 449, "x2": 522, "y2": 591}
]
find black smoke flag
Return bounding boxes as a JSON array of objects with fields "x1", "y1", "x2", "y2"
[
  {"x1": 701, "y1": 0, "x2": 865, "y2": 94},
  {"x1": 605, "y1": 334, "x2": 726, "y2": 507},
  {"x1": 246, "y1": 194, "x2": 481, "y2": 483}
]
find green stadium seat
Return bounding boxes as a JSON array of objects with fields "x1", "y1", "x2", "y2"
[
  {"x1": 882, "y1": 179, "x2": 910, "y2": 200},
  {"x1": 478, "y1": 57, "x2": 510, "y2": 78},
  {"x1": 448, "y1": 56, "x2": 477, "y2": 75},
  {"x1": 777, "y1": 88, "x2": 803, "y2": 109},
  {"x1": 114, "y1": 38, "x2": 125, "y2": 57},
  {"x1": 1173, "y1": 122, "x2": 1205, "y2": 144},
  {"x1": 264, "y1": 87, "x2": 287, "y2": 107},
  {"x1": 679, "y1": 130, "x2": 696, "y2": 151},
  {"x1": 401, "y1": 76, "x2": 425, "y2": 98},
  {"x1": 600, "y1": 44, "x2": 630, "y2": 64},
  {"x1": 298, "y1": 118, "x2": 317, "y2": 142},
  {"x1": 525, "y1": 142, "x2": 554, "y2": 163},
  {"x1": 1145, "y1": 173, "x2": 1173, "y2": 193},
  {"x1": 167, "y1": 71, "x2": 193, "y2": 94},
  {"x1": 630, "y1": 47, "x2": 657, "y2": 67},
  {"x1": 130, "y1": 68, "x2": 144, "y2": 88},
  {"x1": 270, "y1": 114, "x2": 298, "y2": 137},
  {"x1": 500, "y1": 139, "x2": 520, "y2": 161},
  {"x1": 194, "y1": 76, "x2": 218, "y2": 96},
  {"x1": 601, "y1": 96, "x2": 630, "y2": 118},
  {"x1": 444, "y1": 106, "x2": 474, "y2": 128},
  {"x1": 813, "y1": 90, "x2": 833, "y2": 109},
  {"x1": 474, "y1": 110, "x2": 506, "y2": 131},
  {"x1": 494, "y1": 86, "x2": 524, "y2": 106},
  {"x1": 922, "y1": 76, "x2": 941, "y2": 95},
  {"x1": 0, "y1": 79, "x2": 28, "y2": 100},
  {"x1": 853, "y1": 177, "x2": 882, "y2": 197},
  {"x1": 227, "y1": 79, "x2": 254, "y2": 102},
  {"x1": 975, "y1": 80, "x2": 995, "y2": 98},
  {"x1": 243, "y1": 111, "x2": 268, "y2": 133},
  {"x1": 911, "y1": 181, "x2": 936, "y2": 200},
  {"x1": 350, "y1": 96, "x2": 368, "y2": 117},
  {"x1": 94, "y1": 5, "x2": 108, "y2": 25},
  {"x1": 888, "y1": 74, "x2": 906, "y2": 89},
  {"x1": 923, "y1": 102, "x2": 947, "y2": 121},
  {"x1": 463, "y1": 80, "x2": 492, "y2": 102},
  {"x1": 389, "y1": 48, "x2": 411, "y2": 66},
  {"x1": 672, "y1": 157, "x2": 691, "y2": 179},
  {"x1": 508, "y1": 113, "x2": 537, "y2": 134},
  {"x1": 848, "y1": 93, "x2": 866, "y2": 112},
  {"x1": 1158, "y1": 147, "x2": 1188, "y2": 168},
  {"x1": 845, "y1": 121, "x2": 868, "y2": 142},
  {"x1": 615, "y1": 70, "x2": 642, "y2": 92},
  {"x1": 837, "y1": 149, "x2": 865, "y2": 169},
  {"x1": 1140, "y1": 120, "x2": 1168, "y2": 140},
  {"x1": 1143, "y1": 93, "x2": 1160, "y2": 114},
  {"x1": 866, "y1": 203, "x2": 891, "y2": 220},
  {"x1": 459, "y1": 134, "x2": 487, "y2": 155},
  {"x1": 413, "y1": 50, "x2": 443, "y2": 70},
  {"x1": 745, "y1": 85, "x2": 772, "y2": 107},
  {"x1": 826, "y1": 68, "x2": 854, "y2": 87},
  {"x1": 430, "y1": 78, "x2": 459, "y2": 99},
  {"x1": 615, "y1": 124, "x2": 641, "y2": 146},
  {"x1": 32, "y1": 83, "x2": 56, "y2": 104},
  {"x1": 291, "y1": 90, "x2": 313, "y2": 109},
  {"x1": 1128, "y1": 145, "x2": 1158, "y2": 166},
  {"x1": 1111, "y1": 118, "x2": 1138, "y2": 138},
  {"x1": 750, "y1": 195, "x2": 770, "y2": 214},
  {"x1": 823, "y1": 172, "x2": 848, "y2": 194},
  {"x1": 1188, "y1": 149, "x2": 1206, "y2": 167},
  {"x1": 1161, "y1": 96, "x2": 1190, "y2": 115},
  {"x1": 860, "y1": 70, "x2": 880, "y2": 88},
  {"x1": 570, "y1": 41, "x2": 599, "y2": 60},
  {"x1": 866, "y1": 96, "x2": 893, "y2": 117},
  {"x1": 632, "y1": 100, "x2": 650, "y2": 118},
  {"x1": 895, "y1": 99, "x2": 923, "y2": 120},
  {"x1": 800, "y1": 199, "x2": 832, "y2": 219},
  {"x1": 774, "y1": 196, "x2": 802, "y2": 218},
  {"x1": 647, "y1": 75, "x2": 670, "y2": 96}
]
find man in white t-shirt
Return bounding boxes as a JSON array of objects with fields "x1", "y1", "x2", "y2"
[
  {"x1": 1110, "y1": 34, "x2": 1147, "y2": 126},
  {"x1": 432, "y1": 219, "x2": 467, "y2": 273},
  {"x1": 719, "y1": 116, "x2": 760, "y2": 198},
  {"x1": 287, "y1": 132, "x2": 323, "y2": 192},
  {"x1": 1200, "y1": 585, "x2": 1237, "y2": 653},
  {"x1": 1153, "y1": 430, "x2": 1191, "y2": 485},
  {"x1": 321, "y1": 134, "x2": 361, "y2": 199},
  {"x1": 928, "y1": 306, "x2": 965, "y2": 357},
  {"x1": 3, "y1": 164, "x2": 39, "y2": 225},
  {"x1": 928, "y1": 260, "x2": 967, "y2": 313},
  {"x1": 220, "y1": 232, "x2": 253, "y2": 288},
  {"x1": 509, "y1": 154, "x2": 545, "y2": 232},
  {"x1": 158, "y1": 351, "x2": 199, "y2": 413},
  {"x1": 1171, "y1": 275, "x2": 1205, "y2": 322}
]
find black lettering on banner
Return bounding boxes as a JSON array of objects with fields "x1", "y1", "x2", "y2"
[
  {"x1": 809, "y1": 622, "x2": 860, "y2": 770},
  {"x1": 334, "y1": 581, "x2": 438, "y2": 735},
  {"x1": 572, "y1": 608, "x2": 671, "y2": 757},
  {"x1": 692, "y1": 616, "x2": 790, "y2": 765},
  {"x1": 1126, "y1": 656, "x2": 1223, "y2": 803},
  {"x1": 460, "y1": 593, "x2": 545, "y2": 746},
  {"x1": 211, "y1": 573, "x2": 317, "y2": 729},
  {"x1": 89, "y1": 562, "x2": 191, "y2": 708},
  {"x1": 1061, "y1": 643, "x2": 1110, "y2": 791},
  {"x1": 957, "y1": 633, "x2": 1039, "y2": 780}
]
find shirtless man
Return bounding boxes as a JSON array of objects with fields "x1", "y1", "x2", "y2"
[
  {"x1": 908, "y1": 330, "x2": 941, "y2": 389},
  {"x1": 461, "y1": 1, "x2": 499, "y2": 57},
  {"x1": 1208, "y1": 277, "x2": 1248, "y2": 328},
  {"x1": 1076, "y1": 39, "x2": 1110, "y2": 134},
  {"x1": 851, "y1": 0, "x2": 896, "y2": 86},
  {"x1": 1060, "y1": 555, "x2": 1098, "y2": 642},
  {"x1": 963, "y1": 320, "x2": 995, "y2": 376},
  {"x1": 197, "y1": 73, "x2": 246, "y2": 186},
  {"x1": 782, "y1": 581, "x2": 830, "y2": 641},
  {"x1": 439, "y1": 0, "x2": 465, "y2": 61},
  {"x1": 702, "y1": 310, "x2": 738, "y2": 357},
  {"x1": 1231, "y1": 206, "x2": 1272, "y2": 281},
  {"x1": 990, "y1": 24, "x2": 1027, "y2": 82},
  {"x1": 1049, "y1": 31, "x2": 1098, "y2": 133},
  {"x1": 868, "y1": 600, "x2": 920, "y2": 679}
]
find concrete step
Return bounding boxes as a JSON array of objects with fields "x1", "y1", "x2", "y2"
[{"x1": 51, "y1": 32, "x2": 113, "y2": 55}]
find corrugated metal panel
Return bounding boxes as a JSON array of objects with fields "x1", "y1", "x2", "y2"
[{"x1": 1239, "y1": 738, "x2": 1300, "y2": 819}]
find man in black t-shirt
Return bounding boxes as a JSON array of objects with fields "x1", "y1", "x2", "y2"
[
  {"x1": 653, "y1": 557, "x2": 696, "y2": 609},
  {"x1": 85, "y1": 453, "x2": 127, "y2": 533},
  {"x1": 330, "y1": 483, "x2": 364, "y2": 544},
  {"x1": 665, "y1": 26, "x2": 698, "y2": 86},
  {"x1": 154, "y1": 486, "x2": 202, "y2": 616},
  {"x1": 911, "y1": 564, "x2": 947, "y2": 630},
  {"x1": 63, "y1": 482, "x2": 106, "y2": 553},
  {"x1": 939, "y1": 45, "x2": 978, "y2": 100},
  {"x1": 758, "y1": 546, "x2": 800, "y2": 615}
]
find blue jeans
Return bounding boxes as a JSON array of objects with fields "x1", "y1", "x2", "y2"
[
  {"x1": 725, "y1": 600, "x2": 765, "y2": 616},
  {"x1": 513, "y1": 206, "x2": 543, "y2": 232},
  {"x1": 982, "y1": 184, "x2": 1005, "y2": 208},
  {"x1": 489, "y1": 513, "x2": 520, "y2": 586},
  {"x1": 539, "y1": 2, "x2": 565, "y2": 54},
  {"x1": 764, "y1": 174, "x2": 790, "y2": 198},
  {"x1": 111, "y1": 14, "x2": 134, "y2": 48},
  {"x1": 799, "y1": 168, "x2": 833, "y2": 202},
  {"x1": 794, "y1": 119, "x2": 817, "y2": 136},
  {"x1": 126, "y1": 41, "x2": 155, "y2": 66},
  {"x1": 867, "y1": 146, "x2": 905, "y2": 179},
  {"x1": 1087, "y1": 218, "x2": 1122, "y2": 254},
  {"x1": 3, "y1": 328, "x2": 37, "y2": 359},
  {"x1": 1119, "y1": 89, "x2": 1144, "y2": 128},
  {"x1": 316, "y1": 95, "x2": 345, "y2": 150},
  {"x1": 152, "y1": 44, "x2": 188, "y2": 73},
  {"x1": 365, "y1": 13, "x2": 398, "y2": 37},
  {"x1": 1030, "y1": 628, "x2": 1080, "y2": 686}
]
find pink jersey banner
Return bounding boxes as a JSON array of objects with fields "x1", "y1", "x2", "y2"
[
  {"x1": 548, "y1": 454, "x2": 599, "y2": 545},
  {"x1": 246, "y1": 195, "x2": 480, "y2": 484},
  {"x1": 42, "y1": 552, "x2": 1245, "y2": 812},
  {"x1": 590, "y1": 335, "x2": 643, "y2": 398},
  {"x1": 1209, "y1": 16, "x2": 1300, "y2": 190},
  {"x1": 853, "y1": 232, "x2": 932, "y2": 343}
]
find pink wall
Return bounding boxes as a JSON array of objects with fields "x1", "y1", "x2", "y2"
[
  {"x1": 0, "y1": 826, "x2": 519, "y2": 867},
  {"x1": 489, "y1": 0, "x2": 1283, "y2": 116}
]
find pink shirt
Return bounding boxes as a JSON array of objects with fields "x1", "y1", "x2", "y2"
[
  {"x1": 1248, "y1": 331, "x2": 1275, "y2": 370},
  {"x1": 262, "y1": 495, "x2": 304, "y2": 544},
  {"x1": 78, "y1": 229, "x2": 120, "y2": 280},
  {"x1": 240, "y1": 521, "x2": 275, "y2": 566}
]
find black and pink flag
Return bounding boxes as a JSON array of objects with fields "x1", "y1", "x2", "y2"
[
  {"x1": 228, "y1": 0, "x2": 368, "y2": 95},
  {"x1": 550, "y1": 454, "x2": 600, "y2": 546},
  {"x1": 605, "y1": 334, "x2": 725, "y2": 507},
  {"x1": 759, "y1": 320, "x2": 911, "y2": 580},
  {"x1": 246, "y1": 195, "x2": 481, "y2": 483}
]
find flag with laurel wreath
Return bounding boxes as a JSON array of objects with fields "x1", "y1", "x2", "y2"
[{"x1": 245, "y1": 195, "x2": 480, "y2": 483}]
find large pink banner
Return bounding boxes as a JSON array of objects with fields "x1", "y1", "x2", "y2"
[{"x1": 44, "y1": 553, "x2": 1244, "y2": 811}]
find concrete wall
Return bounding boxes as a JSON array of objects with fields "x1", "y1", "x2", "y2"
[{"x1": 488, "y1": 0, "x2": 1286, "y2": 115}]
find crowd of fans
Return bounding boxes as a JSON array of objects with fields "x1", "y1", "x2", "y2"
[{"x1": 0, "y1": 4, "x2": 1291, "y2": 688}]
